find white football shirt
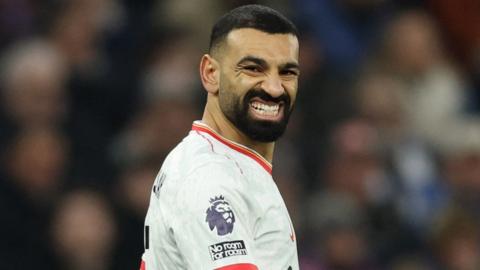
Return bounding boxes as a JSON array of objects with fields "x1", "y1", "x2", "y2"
[{"x1": 140, "y1": 121, "x2": 298, "y2": 270}]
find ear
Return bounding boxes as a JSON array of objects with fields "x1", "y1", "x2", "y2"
[{"x1": 199, "y1": 54, "x2": 220, "y2": 95}]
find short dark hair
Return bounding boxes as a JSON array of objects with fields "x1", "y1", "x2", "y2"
[{"x1": 209, "y1": 5, "x2": 298, "y2": 53}]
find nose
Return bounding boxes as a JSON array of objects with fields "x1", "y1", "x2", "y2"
[{"x1": 261, "y1": 74, "x2": 284, "y2": 98}]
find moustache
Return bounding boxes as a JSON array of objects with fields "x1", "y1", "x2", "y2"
[{"x1": 244, "y1": 89, "x2": 290, "y2": 105}]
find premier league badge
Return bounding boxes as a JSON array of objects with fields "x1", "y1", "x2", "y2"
[{"x1": 206, "y1": 195, "x2": 235, "y2": 236}]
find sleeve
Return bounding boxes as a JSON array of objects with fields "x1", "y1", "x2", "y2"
[{"x1": 170, "y1": 160, "x2": 259, "y2": 270}]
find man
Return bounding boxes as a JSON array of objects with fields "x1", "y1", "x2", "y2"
[{"x1": 140, "y1": 4, "x2": 300, "y2": 270}]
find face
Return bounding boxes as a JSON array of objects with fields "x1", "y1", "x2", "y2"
[{"x1": 216, "y1": 28, "x2": 300, "y2": 142}]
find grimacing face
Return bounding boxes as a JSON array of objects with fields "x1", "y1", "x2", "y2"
[{"x1": 216, "y1": 28, "x2": 300, "y2": 142}]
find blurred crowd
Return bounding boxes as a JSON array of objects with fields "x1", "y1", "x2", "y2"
[{"x1": 0, "y1": 0, "x2": 479, "y2": 269}]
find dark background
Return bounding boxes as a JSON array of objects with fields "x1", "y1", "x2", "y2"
[{"x1": 1, "y1": 0, "x2": 479, "y2": 269}]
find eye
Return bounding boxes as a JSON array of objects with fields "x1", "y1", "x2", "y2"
[
  {"x1": 243, "y1": 65, "x2": 262, "y2": 73},
  {"x1": 280, "y1": 69, "x2": 299, "y2": 76}
]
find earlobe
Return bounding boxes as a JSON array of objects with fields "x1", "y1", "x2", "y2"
[{"x1": 199, "y1": 54, "x2": 220, "y2": 94}]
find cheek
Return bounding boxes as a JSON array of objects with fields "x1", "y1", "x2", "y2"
[
  {"x1": 237, "y1": 75, "x2": 258, "y2": 88},
  {"x1": 220, "y1": 77, "x2": 254, "y2": 105},
  {"x1": 220, "y1": 74, "x2": 243, "y2": 94},
  {"x1": 232, "y1": 77, "x2": 259, "y2": 100}
]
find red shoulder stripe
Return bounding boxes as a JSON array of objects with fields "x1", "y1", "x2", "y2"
[
  {"x1": 192, "y1": 123, "x2": 272, "y2": 175},
  {"x1": 215, "y1": 263, "x2": 259, "y2": 270}
]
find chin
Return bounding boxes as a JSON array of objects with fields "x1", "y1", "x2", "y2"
[{"x1": 242, "y1": 119, "x2": 288, "y2": 142}]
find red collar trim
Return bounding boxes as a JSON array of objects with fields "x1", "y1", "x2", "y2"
[{"x1": 192, "y1": 122, "x2": 272, "y2": 175}]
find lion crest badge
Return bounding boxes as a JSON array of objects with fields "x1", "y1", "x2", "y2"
[{"x1": 206, "y1": 195, "x2": 235, "y2": 236}]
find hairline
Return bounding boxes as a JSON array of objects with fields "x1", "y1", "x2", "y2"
[{"x1": 209, "y1": 27, "x2": 298, "y2": 58}]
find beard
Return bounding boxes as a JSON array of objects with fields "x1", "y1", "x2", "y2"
[{"x1": 219, "y1": 87, "x2": 293, "y2": 143}]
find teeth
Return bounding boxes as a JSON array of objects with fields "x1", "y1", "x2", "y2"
[{"x1": 250, "y1": 101, "x2": 280, "y2": 116}]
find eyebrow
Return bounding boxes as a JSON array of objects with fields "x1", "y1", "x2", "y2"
[
  {"x1": 237, "y1": 56, "x2": 268, "y2": 68},
  {"x1": 236, "y1": 55, "x2": 300, "y2": 72}
]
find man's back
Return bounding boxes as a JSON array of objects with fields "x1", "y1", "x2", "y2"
[{"x1": 141, "y1": 122, "x2": 298, "y2": 270}]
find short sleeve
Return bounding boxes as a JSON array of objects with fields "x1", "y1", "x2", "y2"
[{"x1": 170, "y1": 160, "x2": 259, "y2": 270}]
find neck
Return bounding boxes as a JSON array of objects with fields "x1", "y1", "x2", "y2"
[{"x1": 202, "y1": 98, "x2": 275, "y2": 163}]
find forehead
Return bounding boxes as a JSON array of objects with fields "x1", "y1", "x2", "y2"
[{"x1": 222, "y1": 28, "x2": 299, "y2": 64}]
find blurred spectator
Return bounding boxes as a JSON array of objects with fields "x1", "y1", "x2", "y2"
[
  {"x1": 376, "y1": 9, "x2": 469, "y2": 145},
  {"x1": 295, "y1": 31, "x2": 356, "y2": 187},
  {"x1": 39, "y1": 0, "x2": 129, "y2": 185},
  {"x1": 153, "y1": 0, "x2": 291, "y2": 53},
  {"x1": 355, "y1": 71, "x2": 447, "y2": 234},
  {"x1": 45, "y1": 0, "x2": 124, "y2": 70},
  {"x1": 108, "y1": 49, "x2": 199, "y2": 261},
  {"x1": 295, "y1": 0, "x2": 393, "y2": 72},
  {"x1": 153, "y1": 0, "x2": 222, "y2": 51},
  {"x1": 111, "y1": 158, "x2": 158, "y2": 270},
  {"x1": 427, "y1": 0, "x2": 480, "y2": 110},
  {"x1": 0, "y1": 127, "x2": 69, "y2": 269},
  {"x1": 355, "y1": 72, "x2": 408, "y2": 144},
  {"x1": 356, "y1": 10, "x2": 469, "y2": 234},
  {"x1": 430, "y1": 207, "x2": 480, "y2": 270},
  {"x1": 3, "y1": 127, "x2": 68, "y2": 202},
  {"x1": 389, "y1": 255, "x2": 434, "y2": 270},
  {"x1": 427, "y1": 0, "x2": 480, "y2": 75},
  {"x1": 110, "y1": 98, "x2": 197, "y2": 167},
  {"x1": 305, "y1": 119, "x2": 417, "y2": 267},
  {"x1": 0, "y1": 0, "x2": 36, "y2": 49},
  {"x1": 438, "y1": 118, "x2": 480, "y2": 220},
  {"x1": 110, "y1": 30, "x2": 200, "y2": 166},
  {"x1": 323, "y1": 119, "x2": 392, "y2": 207},
  {"x1": 0, "y1": 39, "x2": 68, "y2": 129},
  {"x1": 302, "y1": 192, "x2": 377, "y2": 270},
  {"x1": 51, "y1": 189, "x2": 117, "y2": 270},
  {"x1": 272, "y1": 139, "x2": 306, "y2": 236},
  {"x1": 140, "y1": 29, "x2": 200, "y2": 104}
]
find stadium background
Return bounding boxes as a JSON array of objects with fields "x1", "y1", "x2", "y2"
[{"x1": 0, "y1": 0, "x2": 479, "y2": 269}]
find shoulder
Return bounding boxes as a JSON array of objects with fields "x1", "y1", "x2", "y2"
[
  {"x1": 170, "y1": 130, "x2": 244, "y2": 177},
  {"x1": 181, "y1": 157, "x2": 245, "y2": 197},
  {"x1": 170, "y1": 161, "x2": 253, "y2": 234},
  {"x1": 172, "y1": 156, "x2": 249, "y2": 210},
  {"x1": 159, "y1": 131, "x2": 250, "y2": 208}
]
